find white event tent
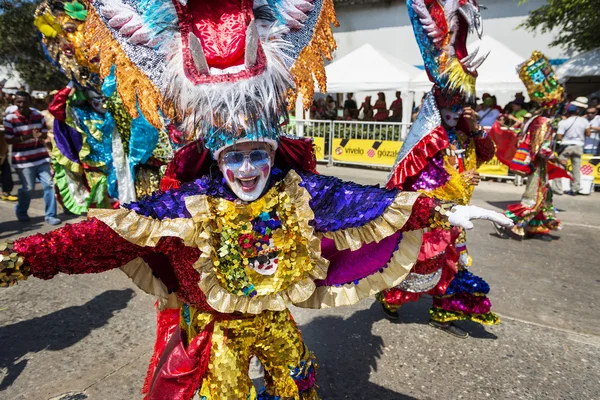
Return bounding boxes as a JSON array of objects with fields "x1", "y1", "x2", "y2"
[
  {"x1": 556, "y1": 47, "x2": 600, "y2": 97},
  {"x1": 315, "y1": 43, "x2": 421, "y2": 132}
]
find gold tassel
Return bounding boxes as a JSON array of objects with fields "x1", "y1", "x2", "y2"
[
  {"x1": 288, "y1": 0, "x2": 339, "y2": 110},
  {"x1": 84, "y1": 7, "x2": 171, "y2": 128}
]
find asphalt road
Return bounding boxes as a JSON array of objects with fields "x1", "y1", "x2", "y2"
[{"x1": 0, "y1": 166, "x2": 599, "y2": 400}]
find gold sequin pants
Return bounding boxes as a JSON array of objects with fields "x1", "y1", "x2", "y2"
[{"x1": 185, "y1": 308, "x2": 319, "y2": 400}]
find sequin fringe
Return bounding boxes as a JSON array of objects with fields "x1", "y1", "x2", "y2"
[
  {"x1": 85, "y1": 8, "x2": 172, "y2": 128},
  {"x1": 288, "y1": 0, "x2": 339, "y2": 110}
]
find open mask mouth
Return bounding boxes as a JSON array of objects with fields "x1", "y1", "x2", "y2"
[
  {"x1": 173, "y1": 0, "x2": 267, "y2": 84},
  {"x1": 450, "y1": 2, "x2": 487, "y2": 77},
  {"x1": 237, "y1": 175, "x2": 260, "y2": 192}
]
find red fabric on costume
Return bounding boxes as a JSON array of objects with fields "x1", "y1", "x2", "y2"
[
  {"x1": 148, "y1": 324, "x2": 214, "y2": 400},
  {"x1": 161, "y1": 140, "x2": 213, "y2": 190},
  {"x1": 13, "y1": 218, "x2": 146, "y2": 279},
  {"x1": 474, "y1": 134, "x2": 496, "y2": 164},
  {"x1": 276, "y1": 136, "x2": 318, "y2": 173},
  {"x1": 548, "y1": 162, "x2": 572, "y2": 181},
  {"x1": 143, "y1": 306, "x2": 182, "y2": 396},
  {"x1": 401, "y1": 196, "x2": 436, "y2": 231},
  {"x1": 386, "y1": 125, "x2": 449, "y2": 190},
  {"x1": 489, "y1": 122, "x2": 518, "y2": 166},
  {"x1": 48, "y1": 87, "x2": 71, "y2": 122}
]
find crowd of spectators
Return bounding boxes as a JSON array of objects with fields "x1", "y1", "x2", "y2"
[{"x1": 310, "y1": 92, "x2": 404, "y2": 122}]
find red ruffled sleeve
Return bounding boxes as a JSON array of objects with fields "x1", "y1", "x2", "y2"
[
  {"x1": 386, "y1": 126, "x2": 449, "y2": 190},
  {"x1": 13, "y1": 218, "x2": 149, "y2": 280}
]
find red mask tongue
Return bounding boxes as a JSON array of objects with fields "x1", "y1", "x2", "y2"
[{"x1": 190, "y1": 0, "x2": 250, "y2": 69}]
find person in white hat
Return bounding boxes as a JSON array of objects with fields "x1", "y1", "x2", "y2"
[{"x1": 554, "y1": 101, "x2": 591, "y2": 195}]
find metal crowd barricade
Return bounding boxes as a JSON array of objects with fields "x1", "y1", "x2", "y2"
[{"x1": 291, "y1": 119, "x2": 410, "y2": 167}]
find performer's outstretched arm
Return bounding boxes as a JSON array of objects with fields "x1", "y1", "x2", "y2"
[{"x1": 1, "y1": 218, "x2": 150, "y2": 285}]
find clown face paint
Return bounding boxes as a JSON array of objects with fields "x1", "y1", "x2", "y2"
[
  {"x1": 85, "y1": 89, "x2": 106, "y2": 114},
  {"x1": 220, "y1": 143, "x2": 273, "y2": 202},
  {"x1": 440, "y1": 104, "x2": 464, "y2": 128}
]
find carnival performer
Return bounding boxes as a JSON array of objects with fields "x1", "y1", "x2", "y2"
[
  {"x1": 34, "y1": 0, "x2": 175, "y2": 214},
  {"x1": 493, "y1": 51, "x2": 565, "y2": 241},
  {"x1": 0, "y1": 0, "x2": 513, "y2": 398},
  {"x1": 377, "y1": 0, "x2": 500, "y2": 338}
]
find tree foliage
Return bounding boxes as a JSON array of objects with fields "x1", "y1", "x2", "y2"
[
  {"x1": 520, "y1": 0, "x2": 600, "y2": 54},
  {"x1": 0, "y1": 0, "x2": 68, "y2": 90}
]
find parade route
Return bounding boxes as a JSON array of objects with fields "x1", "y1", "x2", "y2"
[{"x1": 0, "y1": 166, "x2": 599, "y2": 400}]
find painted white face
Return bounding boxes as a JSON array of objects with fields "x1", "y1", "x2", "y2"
[
  {"x1": 219, "y1": 143, "x2": 274, "y2": 202},
  {"x1": 440, "y1": 105, "x2": 464, "y2": 128},
  {"x1": 85, "y1": 89, "x2": 106, "y2": 114}
]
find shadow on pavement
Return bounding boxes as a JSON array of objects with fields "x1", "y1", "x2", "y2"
[
  {"x1": 485, "y1": 200, "x2": 515, "y2": 210},
  {"x1": 301, "y1": 303, "x2": 419, "y2": 400},
  {"x1": 0, "y1": 213, "x2": 81, "y2": 240},
  {"x1": 0, "y1": 289, "x2": 135, "y2": 391},
  {"x1": 390, "y1": 297, "x2": 498, "y2": 340}
]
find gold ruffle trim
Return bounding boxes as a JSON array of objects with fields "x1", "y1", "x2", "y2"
[
  {"x1": 321, "y1": 191, "x2": 421, "y2": 251},
  {"x1": 288, "y1": 0, "x2": 339, "y2": 110},
  {"x1": 85, "y1": 7, "x2": 171, "y2": 128},
  {"x1": 119, "y1": 257, "x2": 168, "y2": 299},
  {"x1": 185, "y1": 170, "x2": 329, "y2": 314},
  {"x1": 425, "y1": 136, "x2": 477, "y2": 206},
  {"x1": 295, "y1": 229, "x2": 423, "y2": 309},
  {"x1": 89, "y1": 208, "x2": 197, "y2": 247}
]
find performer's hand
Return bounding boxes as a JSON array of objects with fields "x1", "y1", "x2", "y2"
[
  {"x1": 32, "y1": 129, "x2": 44, "y2": 139},
  {"x1": 463, "y1": 169, "x2": 481, "y2": 186},
  {"x1": 463, "y1": 107, "x2": 480, "y2": 132},
  {"x1": 447, "y1": 205, "x2": 514, "y2": 230}
]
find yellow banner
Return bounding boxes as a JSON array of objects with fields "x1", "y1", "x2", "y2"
[
  {"x1": 477, "y1": 156, "x2": 509, "y2": 177},
  {"x1": 313, "y1": 137, "x2": 325, "y2": 161},
  {"x1": 331, "y1": 138, "x2": 403, "y2": 166},
  {"x1": 567, "y1": 154, "x2": 600, "y2": 185}
]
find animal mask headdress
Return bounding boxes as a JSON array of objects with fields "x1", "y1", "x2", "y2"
[
  {"x1": 34, "y1": 0, "x2": 102, "y2": 90},
  {"x1": 83, "y1": 0, "x2": 338, "y2": 156},
  {"x1": 408, "y1": 0, "x2": 487, "y2": 104}
]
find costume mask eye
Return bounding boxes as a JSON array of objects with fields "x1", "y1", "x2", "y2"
[{"x1": 223, "y1": 150, "x2": 270, "y2": 169}]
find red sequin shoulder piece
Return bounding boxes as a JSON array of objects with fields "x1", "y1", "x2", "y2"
[
  {"x1": 13, "y1": 218, "x2": 149, "y2": 280},
  {"x1": 401, "y1": 196, "x2": 436, "y2": 231}
]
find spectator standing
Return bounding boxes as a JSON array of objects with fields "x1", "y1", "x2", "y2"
[
  {"x1": 0, "y1": 81, "x2": 16, "y2": 201},
  {"x1": 324, "y1": 95, "x2": 337, "y2": 120},
  {"x1": 359, "y1": 96, "x2": 374, "y2": 121},
  {"x1": 343, "y1": 93, "x2": 358, "y2": 119},
  {"x1": 373, "y1": 92, "x2": 388, "y2": 121},
  {"x1": 2, "y1": 91, "x2": 60, "y2": 224},
  {"x1": 584, "y1": 106, "x2": 600, "y2": 154},
  {"x1": 478, "y1": 97, "x2": 501, "y2": 127},
  {"x1": 555, "y1": 100, "x2": 591, "y2": 195},
  {"x1": 389, "y1": 91, "x2": 403, "y2": 122},
  {"x1": 507, "y1": 98, "x2": 528, "y2": 126}
]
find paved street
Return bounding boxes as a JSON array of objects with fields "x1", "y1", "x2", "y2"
[{"x1": 0, "y1": 166, "x2": 599, "y2": 400}]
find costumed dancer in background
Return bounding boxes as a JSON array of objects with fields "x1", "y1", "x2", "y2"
[
  {"x1": 0, "y1": 0, "x2": 513, "y2": 398},
  {"x1": 377, "y1": 0, "x2": 500, "y2": 338},
  {"x1": 492, "y1": 51, "x2": 566, "y2": 241},
  {"x1": 34, "y1": 0, "x2": 176, "y2": 215}
]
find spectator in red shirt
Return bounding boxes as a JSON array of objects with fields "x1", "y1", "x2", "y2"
[
  {"x1": 3, "y1": 91, "x2": 60, "y2": 225},
  {"x1": 389, "y1": 91, "x2": 403, "y2": 122}
]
